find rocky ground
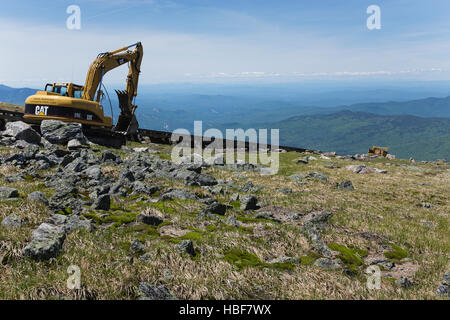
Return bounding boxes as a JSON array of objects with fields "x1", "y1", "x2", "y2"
[{"x1": 0, "y1": 120, "x2": 448, "y2": 300}]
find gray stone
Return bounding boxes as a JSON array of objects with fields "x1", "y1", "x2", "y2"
[
  {"x1": 2, "y1": 121, "x2": 41, "y2": 144},
  {"x1": 22, "y1": 223, "x2": 66, "y2": 261},
  {"x1": 278, "y1": 187, "x2": 293, "y2": 194},
  {"x1": 337, "y1": 180, "x2": 354, "y2": 191},
  {"x1": 268, "y1": 256, "x2": 301, "y2": 264},
  {"x1": 138, "y1": 283, "x2": 177, "y2": 300},
  {"x1": 240, "y1": 195, "x2": 259, "y2": 210},
  {"x1": 314, "y1": 258, "x2": 341, "y2": 270},
  {"x1": 27, "y1": 191, "x2": 49, "y2": 205},
  {"x1": 130, "y1": 239, "x2": 146, "y2": 253},
  {"x1": 67, "y1": 139, "x2": 83, "y2": 150},
  {"x1": 204, "y1": 202, "x2": 227, "y2": 215},
  {"x1": 0, "y1": 187, "x2": 19, "y2": 199},
  {"x1": 178, "y1": 239, "x2": 196, "y2": 256},
  {"x1": 225, "y1": 216, "x2": 240, "y2": 228},
  {"x1": 437, "y1": 272, "x2": 450, "y2": 297},
  {"x1": 1, "y1": 214, "x2": 23, "y2": 229},
  {"x1": 254, "y1": 211, "x2": 280, "y2": 222},
  {"x1": 295, "y1": 157, "x2": 309, "y2": 164},
  {"x1": 92, "y1": 194, "x2": 110, "y2": 211},
  {"x1": 136, "y1": 213, "x2": 163, "y2": 226},
  {"x1": 160, "y1": 189, "x2": 198, "y2": 201},
  {"x1": 370, "y1": 259, "x2": 395, "y2": 270},
  {"x1": 48, "y1": 214, "x2": 92, "y2": 233},
  {"x1": 396, "y1": 277, "x2": 413, "y2": 289},
  {"x1": 41, "y1": 120, "x2": 85, "y2": 145}
]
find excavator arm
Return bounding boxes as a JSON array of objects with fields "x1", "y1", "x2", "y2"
[{"x1": 81, "y1": 42, "x2": 143, "y2": 135}]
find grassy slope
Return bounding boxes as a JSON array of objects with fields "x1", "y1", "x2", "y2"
[
  {"x1": 270, "y1": 111, "x2": 450, "y2": 161},
  {"x1": 0, "y1": 142, "x2": 449, "y2": 300}
]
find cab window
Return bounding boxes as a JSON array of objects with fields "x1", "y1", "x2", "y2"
[{"x1": 73, "y1": 90, "x2": 83, "y2": 99}]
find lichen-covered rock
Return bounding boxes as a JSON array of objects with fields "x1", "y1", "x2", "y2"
[
  {"x1": 136, "y1": 213, "x2": 163, "y2": 226},
  {"x1": 138, "y1": 283, "x2": 178, "y2": 300},
  {"x1": 92, "y1": 194, "x2": 110, "y2": 211},
  {"x1": 436, "y1": 272, "x2": 450, "y2": 297},
  {"x1": 337, "y1": 180, "x2": 354, "y2": 191},
  {"x1": 2, "y1": 121, "x2": 41, "y2": 144},
  {"x1": 1, "y1": 214, "x2": 23, "y2": 229},
  {"x1": 22, "y1": 223, "x2": 66, "y2": 261},
  {"x1": 314, "y1": 258, "x2": 341, "y2": 270},
  {"x1": 0, "y1": 187, "x2": 19, "y2": 199},
  {"x1": 240, "y1": 195, "x2": 259, "y2": 210},
  {"x1": 27, "y1": 191, "x2": 49, "y2": 205},
  {"x1": 178, "y1": 239, "x2": 195, "y2": 256},
  {"x1": 41, "y1": 120, "x2": 85, "y2": 145},
  {"x1": 160, "y1": 188, "x2": 198, "y2": 201}
]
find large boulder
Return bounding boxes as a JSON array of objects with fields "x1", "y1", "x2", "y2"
[
  {"x1": 22, "y1": 223, "x2": 66, "y2": 261},
  {"x1": 0, "y1": 187, "x2": 19, "y2": 199},
  {"x1": 2, "y1": 121, "x2": 41, "y2": 144},
  {"x1": 40, "y1": 120, "x2": 85, "y2": 145}
]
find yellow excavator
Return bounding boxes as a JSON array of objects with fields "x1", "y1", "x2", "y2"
[{"x1": 23, "y1": 42, "x2": 143, "y2": 137}]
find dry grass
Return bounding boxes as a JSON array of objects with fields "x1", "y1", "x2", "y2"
[{"x1": 0, "y1": 143, "x2": 448, "y2": 300}]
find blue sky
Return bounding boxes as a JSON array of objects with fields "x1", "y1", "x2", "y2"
[{"x1": 1, "y1": 0, "x2": 450, "y2": 87}]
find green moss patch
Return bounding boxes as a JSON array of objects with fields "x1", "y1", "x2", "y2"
[
  {"x1": 328, "y1": 243, "x2": 365, "y2": 271},
  {"x1": 383, "y1": 243, "x2": 409, "y2": 262}
]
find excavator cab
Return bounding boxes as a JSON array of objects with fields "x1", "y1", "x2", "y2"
[{"x1": 44, "y1": 83, "x2": 84, "y2": 98}]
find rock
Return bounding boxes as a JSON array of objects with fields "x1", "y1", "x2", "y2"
[
  {"x1": 22, "y1": 223, "x2": 66, "y2": 261},
  {"x1": 225, "y1": 215, "x2": 240, "y2": 228},
  {"x1": 119, "y1": 170, "x2": 135, "y2": 182},
  {"x1": 337, "y1": 180, "x2": 354, "y2": 191},
  {"x1": 370, "y1": 259, "x2": 395, "y2": 270},
  {"x1": 41, "y1": 120, "x2": 85, "y2": 145},
  {"x1": 396, "y1": 277, "x2": 413, "y2": 289},
  {"x1": 160, "y1": 189, "x2": 198, "y2": 201},
  {"x1": 436, "y1": 272, "x2": 450, "y2": 297},
  {"x1": 268, "y1": 256, "x2": 301, "y2": 264},
  {"x1": 386, "y1": 154, "x2": 396, "y2": 160},
  {"x1": 130, "y1": 239, "x2": 146, "y2": 253},
  {"x1": 277, "y1": 187, "x2": 293, "y2": 194},
  {"x1": 136, "y1": 213, "x2": 163, "y2": 226},
  {"x1": 240, "y1": 195, "x2": 259, "y2": 210},
  {"x1": 133, "y1": 147, "x2": 149, "y2": 153},
  {"x1": 92, "y1": 194, "x2": 110, "y2": 211},
  {"x1": 178, "y1": 239, "x2": 196, "y2": 256},
  {"x1": 302, "y1": 212, "x2": 334, "y2": 257},
  {"x1": 230, "y1": 193, "x2": 240, "y2": 202},
  {"x1": 27, "y1": 191, "x2": 49, "y2": 205},
  {"x1": 84, "y1": 165, "x2": 103, "y2": 180},
  {"x1": 23, "y1": 144, "x2": 40, "y2": 159},
  {"x1": 1, "y1": 214, "x2": 23, "y2": 229},
  {"x1": 138, "y1": 283, "x2": 177, "y2": 300},
  {"x1": 64, "y1": 158, "x2": 87, "y2": 172},
  {"x1": 67, "y1": 139, "x2": 83, "y2": 150},
  {"x1": 289, "y1": 174, "x2": 305, "y2": 185},
  {"x1": 101, "y1": 150, "x2": 120, "y2": 163},
  {"x1": 314, "y1": 257, "x2": 341, "y2": 270},
  {"x1": 203, "y1": 202, "x2": 227, "y2": 215},
  {"x1": 0, "y1": 187, "x2": 19, "y2": 199},
  {"x1": 254, "y1": 211, "x2": 280, "y2": 222},
  {"x1": 2, "y1": 121, "x2": 41, "y2": 144},
  {"x1": 304, "y1": 172, "x2": 328, "y2": 182},
  {"x1": 294, "y1": 157, "x2": 309, "y2": 164},
  {"x1": 47, "y1": 214, "x2": 92, "y2": 233}
]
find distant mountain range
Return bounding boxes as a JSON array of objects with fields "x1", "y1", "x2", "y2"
[
  {"x1": 1, "y1": 83, "x2": 449, "y2": 160},
  {"x1": 0, "y1": 85, "x2": 36, "y2": 105}
]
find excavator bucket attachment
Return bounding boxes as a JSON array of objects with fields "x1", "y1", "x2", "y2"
[{"x1": 113, "y1": 90, "x2": 139, "y2": 136}]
